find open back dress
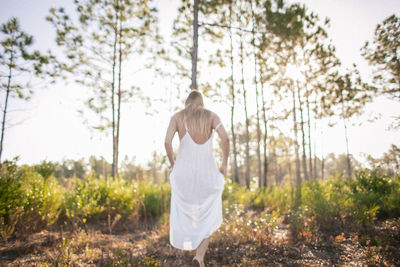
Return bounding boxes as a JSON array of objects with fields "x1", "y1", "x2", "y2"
[{"x1": 169, "y1": 115, "x2": 225, "y2": 250}]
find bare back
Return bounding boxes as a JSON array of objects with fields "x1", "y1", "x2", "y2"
[{"x1": 175, "y1": 110, "x2": 220, "y2": 144}]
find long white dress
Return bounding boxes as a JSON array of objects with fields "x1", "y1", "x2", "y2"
[{"x1": 169, "y1": 117, "x2": 225, "y2": 250}]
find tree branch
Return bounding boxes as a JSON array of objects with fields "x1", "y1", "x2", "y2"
[{"x1": 199, "y1": 21, "x2": 268, "y2": 34}]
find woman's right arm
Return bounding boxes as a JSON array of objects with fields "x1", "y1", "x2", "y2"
[{"x1": 164, "y1": 115, "x2": 177, "y2": 168}]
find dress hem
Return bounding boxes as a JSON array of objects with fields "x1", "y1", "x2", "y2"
[{"x1": 169, "y1": 220, "x2": 222, "y2": 251}]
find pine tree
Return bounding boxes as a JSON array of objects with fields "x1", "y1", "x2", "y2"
[
  {"x1": 361, "y1": 14, "x2": 399, "y2": 128},
  {"x1": 0, "y1": 17, "x2": 55, "y2": 162},
  {"x1": 47, "y1": 0, "x2": 161, "y2": 177}
]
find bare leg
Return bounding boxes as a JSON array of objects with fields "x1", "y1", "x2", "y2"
[{"x1": 193, "y1": 237, "x2": 209, "y2": 267}]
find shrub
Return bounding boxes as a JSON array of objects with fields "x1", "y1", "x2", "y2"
[
  {"x1": 0, "y1": 158, "x2": 24, "y2": 242},
  {"x1": 137, "y1": 181, "x2": 170, "y2": 218},
  {"x1": 61, "y1": 174, "x2": 171, "y2": 223},
  {"x1": 104, "y1": 176, "x2": 138, "y2": 217},
  {"x1": 222, "y1": 182, "x2": 254, "y2": 207},
  {"x1": 348, "y1": 169, "x2": 394, "y2": 226},
  {"x1": 17, "y1": 166, "x2": 63, "y2": 234},
  {"x1": 289, "y1": 170, "x2": 400, "y2": 233},
  {"x1": 295, "y1": 177, "x2": 349, "y2": 233},
  {"x1": 33, "y1": 160, "x2": 56, "y2": 179},
  {"x1": 386, "y1": 175, "x2": 400, "y2": 217},
  {"x1": 62, "y1": 174, "x2": 106, "y2": 222},
  {"x1": 251, "y1": 185, "x2": 291, "y2": 213},
  {"x1": 0, "y1": 159, "x2": 63, "y2": 241}
]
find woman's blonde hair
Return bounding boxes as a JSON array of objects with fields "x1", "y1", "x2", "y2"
[{"x1": 184, "y1": 90, "x2": 211, "y2": 137}]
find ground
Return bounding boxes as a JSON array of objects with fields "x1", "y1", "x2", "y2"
[{"x1": 1, "y1": 208, "x2": 399, "y2": 266}]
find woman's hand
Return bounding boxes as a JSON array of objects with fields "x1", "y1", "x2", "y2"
[{"x1": 219, "y1": 164, "x2": 227, "y2": 176}]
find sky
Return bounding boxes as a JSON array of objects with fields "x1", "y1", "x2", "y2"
[{"x1": 1, "y1": 0, "x2": 399, "y2": 167}]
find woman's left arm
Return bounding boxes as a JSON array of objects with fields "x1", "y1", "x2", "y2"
[
  {"x1": 213, "y1": 114, "x2": 230, "y2": 176},
  {"x1": 164, "y1": 115, "x2": 177, "y2": 168}
]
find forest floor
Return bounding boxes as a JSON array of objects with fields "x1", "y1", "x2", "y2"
[{"x1": 1, "y1": 207, "x2": 399, "y2": 266}]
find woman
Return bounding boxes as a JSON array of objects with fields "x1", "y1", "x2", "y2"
[{"x1": 164, "y1": 90, "x2": 230, "y2": 267}]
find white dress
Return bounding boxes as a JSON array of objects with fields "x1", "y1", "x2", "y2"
[{"x1": 169, "y1": 117, "x2": 225, "y2": 250}]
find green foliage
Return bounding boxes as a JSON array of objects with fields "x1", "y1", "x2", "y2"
[
  {"x1": 54, "y1": 158, "x2": 87, "y2": 179},
  {"x1": 310, "y1": 175, "x2": 348, "y2": 219},
  {"x1": 251, "y1": 185, "x2": 291, "y2": 213},
  {"x1": 33, "y1": 160, "x2": 56, "y2": 179},
  {"x1": 63, "y1": 174, "x2": 107, "y2": 222},
  {"x1": 224, "y1": 170, "x2": 399, "y2": 236},
  {"x1": 104, "y1": 176, "x2": 138, "y2": 217},
  {"x1": 361, "y1": 14, "x2": 400, "y2": 101},
  {"x1": 17, "y1": 166, "x2": 63, "y2": 232},
  {"x1": 47, "y1": 0, "x2": 162, "y2": 131},
  {"x1": 0, "y1": 16, "x2": 56, "y2": 163},
  {"x1": 362, "y1": 13, "x2": 400, "y2": 126},
  {"x1": 387, "y1": 175, "x2": 400, "y2": 217},
  {"x1": 290, "y1": 170, "x2": 400, "y2": 233},
  {"x1": 290, "y1": 174, "x2": 351, "y2": 234},
  {"x1": 0, "y1": 16, "x2": 57, "y2": 95},
  {"x1": 137, "y1": 181, "x2": 170, "y2": 218},
  {"x1": 0, "y1": 158, "x2": 24, "y2": 242},
  {"x1": 1, "y1": 158, "x2": 399, "y2": 244},
  {"x1": 62, "y1": 175, "x2": 171, "y2": 222},
  {"x1": 0, "y1": 159, "x2": 172, "y2": 240},
  {"x1": 348, "y1": 169, "x2": 396, "y2": 225},
  {"x1": 367, "y1": 144, "x2": 400, "y2": 177},
  {"x1": 222, "y1": 182, "x2": 254, "y2": 206},
  {"x1": 0, "y1": 158, "x2": 62, "y2": 242}
]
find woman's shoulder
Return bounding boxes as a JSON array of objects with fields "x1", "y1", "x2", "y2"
[
  {"x1": 207, "y1": 110, "x2": 220, "y2": 120},
  {"x1": 169, "y1": 110, "x2": 185, "y2": 124},
  {"x1": 205, "y1": 110, "x2": 222, "y2": 127},
  {"x1": 171, "y1": 110, "x2": 184, "y2": 118},
  {"x1": 201, "y1": 108, "x2": 215, "y2": 116}
]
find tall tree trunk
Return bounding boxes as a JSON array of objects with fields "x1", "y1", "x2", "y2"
[
  {"x1": 0, "y1": 54, "x2": 13, "y2": 162},
  {"x1": 116, "y1": 5, "x2": 123, "y2": 178},
  {"x1": 292, "y1": 84, "x2": 301, "y2": 186},
  {"x1": 261, "y1": 80, "x2": 268, "y2": 187},
  {"x1": 250, "y1": 0, "x2": 262, "y2": 188},
  {"x1": 342, "y1": 107, "x2": 352, "y2": 178},
  {"x1": 313, "y1": 94, "x2": 318, "y2": 179},
  {"x1": 111, "y1": 6, "x2": 118, "y2": 178},
  {"x1": 320, "y1": 125, "x2": 325, "y2": 180},
  {"x1": 229, "y1": 0, "x2": 239, "y2": 184},
  {"x1": 191, "y1": 0, "x2": 199, "y2": 90},
  {"x1": 102, "y1": 157, "x2": 105, "y2": 177},
  {"x1": 313, "y1": 118, "x2": 317, "y2": 180},
  {"x1": 152, "y1": 152, "x2": 158, "y2": 183},
  {"x1": 340, "y1": 91, "x2": 352, "y2": 178},
  {"x1": 297, "y1": 82, "x2": 309, "y2": 181},
  {"x1": 287, "y1": 152, "x2": 292, "y2": 186},
  {"x1": 305, "y1": 91, "x2": 313, "y2": 180},
  {"x1": 272, "y1": 139, "x2": 278, "y2": 185},
  {"x1": 240, "y1": 37, "x2": 250, "y2": 189}
]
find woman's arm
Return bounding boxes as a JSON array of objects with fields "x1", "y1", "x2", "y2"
[
  {"x1": 213, "y1": 114, "x2": 230, "y2": 176},
  {"x1": 164, "y1": 115, "x2": 177, "y2": 168}
]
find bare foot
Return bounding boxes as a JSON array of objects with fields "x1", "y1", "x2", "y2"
[{"x1": 192, "y1": 255, "x2": 204, "y2": 267}]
